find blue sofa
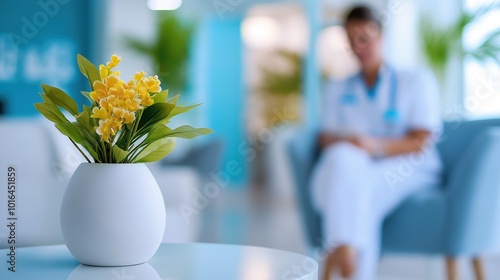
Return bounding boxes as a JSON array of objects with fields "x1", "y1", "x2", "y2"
[{"x1": 287, "y1": 118, "x2": 500, "y2": 279}]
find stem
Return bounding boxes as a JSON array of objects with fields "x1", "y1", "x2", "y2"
[
  {"x1": 94, "y1": 142, "x2": 102, "y2": 163},
  {"x1": 95, "y1": 141, "x2": 103, "y2": 162},
  {"x1": 125, "y1": 141, "x2": 148, "y2": 162},
  {"x1": 108, "y1": 143, "x2": 113, "y2": 163},
  {"x1": 108, "y1": 134, "x2": 117, "y2": 163},
  {"x1": 115, "y1": 129, "x2": 127, "y2": 147},
  {"x1": 126, "y1": 111, "x2": 143, "y2": 150},
  {"x1": 100, "y1": 140, "x2": 108, "y2": 163},
  {"x1": 77, "y1": 121, "x2": 103, "y2": 162},
  {"x1": 68, "y1": 138, "x2": 92, "y2": 163}
]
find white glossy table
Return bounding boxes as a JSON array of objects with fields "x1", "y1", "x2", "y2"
[{"x1": 0, "y1": 243, "x2": 318, "y2": 279}]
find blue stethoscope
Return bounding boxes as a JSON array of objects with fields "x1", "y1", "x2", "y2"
[{"x1": 339, "y1": 65, "x2": 399, "y2": 134}]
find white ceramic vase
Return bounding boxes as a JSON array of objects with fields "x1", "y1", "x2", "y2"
[{"x1": 60, "y1": 163, "x2": 166, "y2": 266}]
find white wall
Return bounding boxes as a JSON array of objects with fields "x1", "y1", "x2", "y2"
[
  {"x1": 103, "y1": 0, "x2": 157, "y2": 78},
  {"x1": 320, "y1": 0, "x2": 421, "y2": 69}
]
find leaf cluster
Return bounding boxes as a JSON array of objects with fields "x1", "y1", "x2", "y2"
[
  {"x1": 124, "y1": 12, "x2": 194, "y2": 94},
  {"x1": 420, "y1": 3, "x2": 500, "y2": 79},
  {"x1": 35, "y1": 54, "x2": 212, "y2": 163}
]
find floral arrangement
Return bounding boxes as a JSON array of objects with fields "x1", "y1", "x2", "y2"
[{"x1": 35, "y1": 54, "x2": 212, "y2": 163}]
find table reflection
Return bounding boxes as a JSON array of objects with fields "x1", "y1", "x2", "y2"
[
  {"x1": 0, "y1": 243, "x2": 318, "y2": 280},
  {"x1": 67, "y1": 263, "x2": 160, "y2": 280}
]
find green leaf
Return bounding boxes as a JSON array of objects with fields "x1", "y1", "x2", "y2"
[
  {"x1": 41, "y1": 84, "x2": 79, "y2": 116},
  {"x1": 168, "y1": 103, "x2": 200, "y2": 119},
  {"x1": 81, "y1": 91, "x2": 94, "y2": 103},
  {"x1": 34, "y1": 102, "x2": 68, "y2": 124},
  {"x1": 258, "y1": 50, "x2": 303, "y2": 95},
  {"x1": 123, "y1": 36, "x2": 154, "y2": 56},
  {"x1": 55, "y1": 122, "x2": 85, "y2": 144},
  {"x1": 113, "y1": 145, "x2": 129, "y2": 163},
  {"x1": 81, "y1": 105, "x2": 98, "y2": 126},
  {"x1": 123, "y1": 13, "x2": 194, "y2": 93},
  {"x1": 82, "y1": 104, "x2": 93, "y2": 116},
  {"x1": 74, "y1": 110, "x2": 100, "y2": 149},
  {"x1": 468, "y1": 29, "x2": 500, "y2": 63},
  {"x1": 168, "y1": 125, "x2": 213, "y2": 138},
  {"x1": 166, "y1": 94, "x2": 179, "y2": 105},
  {"x1": 153, "y1": 89, "x2": 169, "y2": 103},
  {"x1": 55, "y1": 122, "x2": 99, "y2": 160},
  {"x1": 144, "y1": 124, "x2": 171, "y2": 143},
  {"x1": 77, "y1": 54, "x2": 101, "y2": 89},
  {"x1": 146, "y1": 124, "x2": 212, "y2": 143},
  {"x1": 115, "y1": 126, "x2": 132, "y2": 149},
  {"x1": 38, "y1": 93, "x2": 71, "y2": 122},
  {"x1": 138, "y1": 102, "x2": 176, "y2": 132},
  {"x1": 133, "y1": 138, "x2": 176, "y2": 163},
  {"x1": 76, "y1": 110, "x2": 94, "y2": 132},
  {"x1": 40, "y1": 93, "x2": 53, "y2": 104}
]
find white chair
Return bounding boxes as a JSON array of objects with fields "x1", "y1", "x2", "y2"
[{"x1": 0, "y1": 118, "x2": 67, "y2": 247}]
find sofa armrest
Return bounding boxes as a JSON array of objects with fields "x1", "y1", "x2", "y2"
[{"x1": 445, "y1": 127, "x2": 500, "y2": 255}]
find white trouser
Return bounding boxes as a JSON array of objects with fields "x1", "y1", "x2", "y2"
[{"x1": 311, "y1": 142, "x2": 442, "y2": 280}]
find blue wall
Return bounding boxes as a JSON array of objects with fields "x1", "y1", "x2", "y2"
[
  {"x1": 303, "y1": 0, "x2": 321, "y2": 128},
  {"x1": 0, "y1": 0, "x2": 94, "y2": 117},
  {"x1": 202, "y1": 16, "x2": 248, "y2": 186}
]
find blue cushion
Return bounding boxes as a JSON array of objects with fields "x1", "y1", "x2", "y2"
[
  {"x1": 437, "y1": 118, "x2": 500, "y2": 185},
  {"x1": 382, "y1": 188, "x2": 447, "y2": 254},
  {"x1": 444, "y1": 127, "x2": 500, "y2": 255}
]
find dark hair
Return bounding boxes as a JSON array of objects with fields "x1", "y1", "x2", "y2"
[{"x1": 344, "y1": 5, "x2": 381, "y2": 28}]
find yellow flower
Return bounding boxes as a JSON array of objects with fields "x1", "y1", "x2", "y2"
[
  {"x1": 141, "y1": 96, "x2": 154, "y2": 107},
  {"x1": 106, "y1": 75, "x2": 120, "y2": 87},
  {"x1": 86, "y1": 54, "x2": 165, "y2": 143},
  {"x1": 113, "y1": 107, "x2": 124, "y2": 118},
  {"x1": 144, "y1": 76, "x2": 162, "y2": 93},
  {"x1": 106, "y1": 54, "x2": 121, "y2": 69},
  {"x1": 91, "y1": 107, "x2": 109, "y2": 120},
  {"x1": 122, "y1": 110, "x2": 136, "y2": 124},
  {"x1": 93, "y1": 80, "x2": 107, "y2": 91},
  {"x1": 108, "y1": 86, "x2": 124, "y2": 98},
  {"x1": 99, "y1": 96, "x2": 118, "y2": 113},
  {"x1": 125, "y1": 80, "x2": 135, "y2": 89},
  {"x1": 89, "y1": 91, "x2": 99, "y2": 102},
  {"x1": 125, "y1": 98, "x2": 142, "y2": 111},
  {"x1": 138, "y1": 91, "x2": 154, "y2": 107},
  {"x1": 96, "y1": 118, "x2": 121, "y2": 143},
  {"x1": 123, "y1": 89, "x2": 136, "y2": 100},
  {"x1": 135, "y1": 84, "x2": 148, "y2": 96},
  {"x1": 89, "y1": 89, "x2": 108, "y2": 102},
  {"x1": 134, "y1": 71, "x2": 146, "y2": 81},
  {"x1": 99, "y1": 65, "x2": 109, "y2": 80},
  {"x1": 102, "y1": 55, "x2": 121, "y2": 77}
]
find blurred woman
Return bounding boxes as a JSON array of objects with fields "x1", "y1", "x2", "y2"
[{"x1": 311, "y1": 5, "x2": 442, "y2": 280}]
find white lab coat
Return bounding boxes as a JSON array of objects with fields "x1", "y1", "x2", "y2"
[{"x1": 311, "y1": 64, "x2": 443, "y2": 280}]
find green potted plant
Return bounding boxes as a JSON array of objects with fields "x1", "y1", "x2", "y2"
[
  {"x1": 257, "y1": 50, "x2": 303, "y2": 127},
  {"x1": 124, "y1": 12, "x2": 193, "y2": 95},
  {"x1": 420, "y1": 4, "x2": 500, "y2": 83},
  {"x1": 35, "y1": 54, "x2": 211, "y2": 266}
]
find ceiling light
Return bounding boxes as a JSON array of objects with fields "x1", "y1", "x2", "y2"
[
  {"x1": 147, "y1": 0, "x2": 182, "y2": 11},
  {"x1": 242, "y1": 16, "x2": 280, "y2": 49}
]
